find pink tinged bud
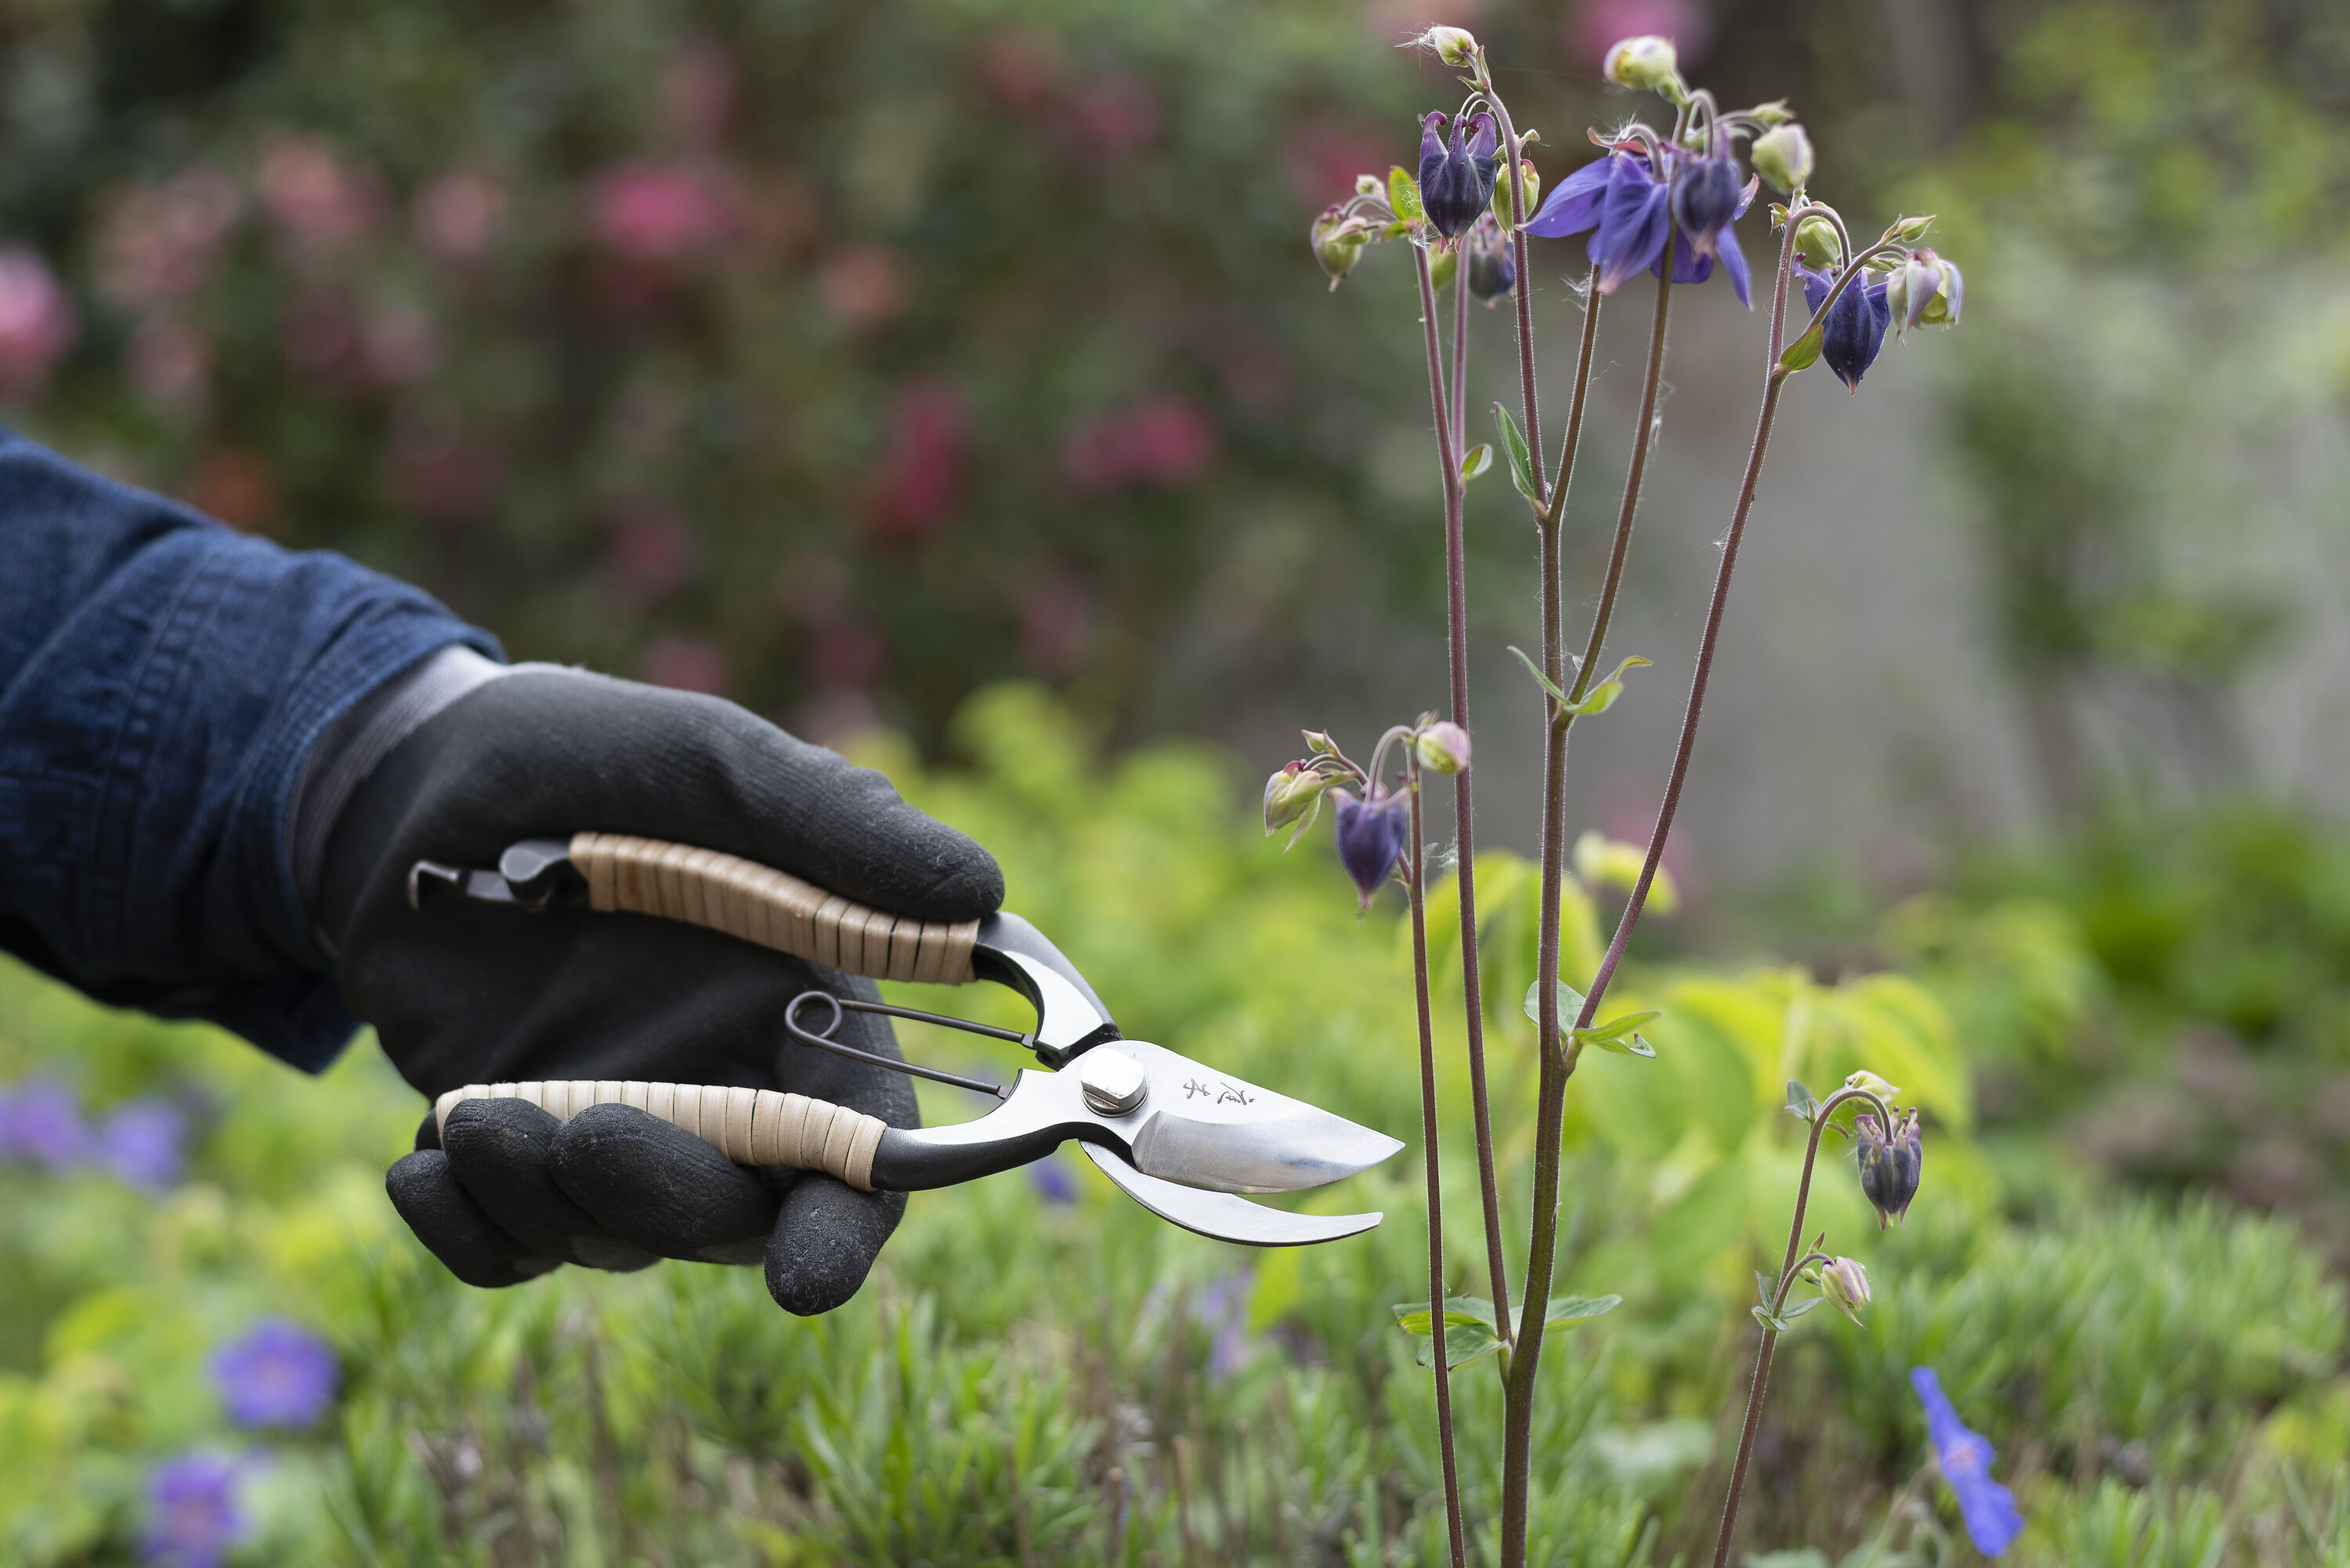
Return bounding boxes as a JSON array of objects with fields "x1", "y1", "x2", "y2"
[
  {"x1": 1820, "y1": 1256, "x2": 1871, "y2": 1322},
  {"x1": 1414, "y1": 721, "x2": 1471, "y2": 775},
  {"x1": 1311, "y1": 205, "x2": 1372, "y2": 290},
  {"x1": 1264, "y1": 762, "x2": 1330, "y2": 840}
]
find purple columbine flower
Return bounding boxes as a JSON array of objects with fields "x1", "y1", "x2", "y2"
[
  {"x1": 1671, "y1": 135, "x2": 1743, "y2": 262},
  {"x1": 1465, "y1": 220, "x2": 1515, "y2": 304},
  {"x1": 1, "y1": 1078, "x2": 89, "y2": 1171},
  {"x1": 1524, "y1": 151, "x2": 1755, "y2": 305},
  {"x1": 1798, "y1": 262, "x2": 1892, "y2": 392},
  {"x1": 1855, "y1": 1105, "x2": 1923, "y2": 1229},
  {"x1": 100, "y1": 1099, "x2": 187, "y2": 1190},
  {"x1": 1911, "y1": 1367, "x2": 2025, "y2": 1556},
  {"x1": 142, "y1": 1452, "x2": 245, "y2": 1568},
  {"x1": 1332, "y1": 791, "x2": 1408, "y2": 909},
  {"x1": 1417, "y1": 111, "x2": 1499, "y2": 239},
  {"x1": 210, "y1": 1317, "x2": 340, "y2": 1429}
]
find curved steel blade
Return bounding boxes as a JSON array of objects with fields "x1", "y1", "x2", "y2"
[
  {"x1": 1119, "y1": 1041, "x2": 1405, "y2": 1194},
  {"x1": 1079, "y1": 1143, "x2": 1383, "y2": 1247}
]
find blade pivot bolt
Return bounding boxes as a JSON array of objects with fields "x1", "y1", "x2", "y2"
[{"x1": 1078, "y1": 1050, "x2": 1148, "y2": 1117}]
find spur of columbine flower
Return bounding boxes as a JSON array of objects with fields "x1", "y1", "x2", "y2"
[{"x1": 1418, "y1": 110, "x2": 1499, "y2": 240}]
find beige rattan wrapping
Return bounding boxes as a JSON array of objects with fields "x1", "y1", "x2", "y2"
[
  {"x1": 432, "y1": 1080, "x2": 888, "y2": 1190},
  {"x1": 567, "y1": 831, "x2": 979, "y2": 985}
]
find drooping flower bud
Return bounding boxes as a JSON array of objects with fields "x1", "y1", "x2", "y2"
[
  {"x1": 1465, "y1": 219, "x2": 1514, "y2": 304},
  {"x1": 1415, "y1": 26, "x2": 1480, "y2": 68},
  {"x1": 1264, "y1": 761, "x2": 1329, "y2": 837},
  {"x1": 1889, "y1": 214, "x2": 1938, "y2": 244},
  {"x1": 1414, "y1": 720, "x2": 1472, "y2": 774},
  {"x1": 1886, "y1": 246, "x2": 1962, "y2": 334},
  {"x1": 1843, "y1": 1069, "x2": 1902, "y2": 1106},
  {"x1": 1490, "y1": 155, "x2": 1540, "y2": 235},
  {"x1": 1602, "y1": 36, "x2": 1679, "y2": 93},
  {"x1": 1670, "y1": 136, "x2": 1743, "y2": 262},
  {"x1": 1418, "y1": 111, "x2": 1499, "y2": 239},
  {"x1": 1749, "y1": 124, "x2": 1813, "y2": 195},
  {"x1": 1310, "y1": 206, "x2": 1372, "y2": 291},
  {"x1": 1819, "y1": 1256, "x2": 1871, "y2": 1323},
  {"x1": 1793, "y1": 213, "x2": 1842, "y2": 269},
  {"x1": 1355, "y1": 173, "x2": 1384, "y2": 199},
  {"x1": 1332, "y1": 790, "x2": 1410, "y2": 909},
  {"x1": 1856, "y1": 1107, "x2": 1923, "y2": 1230},
  {"x1": 1798, "y1": 262, "x2": 1892, "y2": 392}
]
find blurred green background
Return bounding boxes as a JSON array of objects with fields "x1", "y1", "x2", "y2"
[{"x1": 5, "y1": 0, "x2": 2350, "y2": 1561}]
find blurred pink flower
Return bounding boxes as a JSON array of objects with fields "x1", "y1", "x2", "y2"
[
  {"x1": 660, "y1": 39, "x2": 737, "y2": 146},
  {"x1": 1567, "y1": 0, "x2": 1711, "y2": 70},
  {"x1": 94, "y1": 168, "x2": 241, "y2": 307},
  {"x1": 862, "y1": 378, "x2": 964, "y2": 545},
  {"x1": 810, "y1": 622, "x2": 885, "y2": 690},
  {"x1": 361, "y1": 303, "x2": 440, "y2": 384},
  {"x1": 257, "y1": 135, "x2": 380, "y2": 254},
  {"x1": 1075, "y1": 77, "x2": 1158, "y2": 159},
  {"x1": 590, "y1": 162, "x2": 732, "y2": 260},
  {"x1": 1019, "y1": 574, "x2": 1093, "y2": 676},
  {"x1": 0, "y1": 248, "x2": 77, "y2": 397},
  {"x1": 641, "y1": 633, "x2": 728, "y2": 695},
  {"x1": 1061, "y1": 396, "x2": 1217, "y2": 493},
  {"x1": 127, "y1": 316, "x2": 212, "y2": 410},
  {"x1": 817, "y1": 245, "x2": 905, "y2": 328},
  {"x1": 606, "y1": 505, "x2": 698, "y2": 605},
  {"x1": 1281, "y1": 119, "x2": 1394, "y2": 208},
  {"x1": 412, "y1": 170, "x2": 507, "y2": 262},
  {"x1": 978, "y1": 28, "x2": 1061, "y2": 113},
  {"x1": 277, "y1": 287, "x2": 356, "y2": 375}
]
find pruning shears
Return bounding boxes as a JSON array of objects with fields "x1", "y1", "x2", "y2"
[{"x1": 410, "y1": 832, "x2": 1402, "y2": 1246}]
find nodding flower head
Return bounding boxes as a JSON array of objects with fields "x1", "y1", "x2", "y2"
[
  {"x1": 1856, "y1": 1106, "x2": 1923, "y2": 1230},
  {"x1": 1464, "y1": 219, "x2": 1514, "y2": 305},
  {"x1": 1524, "y1": 149, "x2": 1754, "y2": 305},
  {"x1": 1798, "y1": 262, "x2": 1892, "y2": 392},
  {"x1": 1332, "y1": 789, "x2": 1410, "y2": 909},
  {"x1": 1264, "y1": 760, "x2": 1332, "y2": 838},
  {"x1": 1818, "y1": 1256, "x2": 1871, "y2": 1323},
  {"x1": 1310, "y1": 205, "x2": 1373, "y2": 291},
  {"x1": 1418, "y1": 111, "x2": 1499, "y2": 240},
  {"x1": 1749, "y1": 123, "x2": 1814, "y2": 195},
  {"x1": 1414, "y1": 720, "x2": 1473, "y2": 774},
  {"x1": 1887, "y1": 246, "x2": 1963, "y2": 335},
  {"x1": 1669, "y1": 135, "x2": 1743, "y2": 262}
]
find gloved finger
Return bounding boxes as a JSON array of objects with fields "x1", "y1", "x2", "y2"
[
  {"x1": 547, "y1": 1103, "x2": 784, "y2": 1264},
  {"x1": 385, "y1": 1149, "x2": 561, "y2": 1288},
  {"x1": 765, "y1": 1174, "x2": 906, "y2": 1316},
  {"x1": 440, "y1": 1099, "x2": 660, "y2": 1274}
]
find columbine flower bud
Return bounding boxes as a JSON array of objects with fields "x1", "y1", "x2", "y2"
[
  {"x1": 1310, "y1": 207, "x2": 1372, "y2": 291},
  {"x1": 1264, "y1": 761, "x2": 1325, "y2": 836},
  {"x1": 1414, "y1": 720, "x2": 1472, "y2": 774},
  {"x1": 1602, "y1": 35, "x2": 1678, "y2": 93},
  {"x1": 1856, "y1": 1107, "x2": 1923, "y2": 1230},
  {"x1": 1355, "y1": 173, "x2": 1384, "y2": 198},
  {"x1": 1887, "y1": 246, "x2": 1961, "y2": 334},
  {"x1": 1465, "y1": 218, "x2": 1514, "y2": 303},
  {"x1": 1333, "y1": 790, "x2": 1410, "y2": 909},
  {"x1": 1670, "y1": 136, "x2": 1743, "y2": 261},
  {"x1": 1819, "y1": 1256, "x2": 1871, "y2": 1323},
  {"x1": 1889, "y1": 214, "x2": 1937, "y2": 244},
  {"x1": 1417, "y1": 26, "x2": 1480, "y2": 68},
  {"x1": 1418, "y1": 111, "x2": 1499, "y2": 239},
  {"x1": 1749, "y1": 124, "x2": 1813, "y2": 195},
  {"x1": 1843, "y1": 1069, "x2": 1901, "y2": 1105},
  {"x1": 1793, "y1": 213, "x2": 1842, "y2": 269},
  {"x1": 1490, "y1": 157, "x2": 1540, "y2": 235}
]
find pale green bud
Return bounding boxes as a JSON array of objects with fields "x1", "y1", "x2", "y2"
[
  {"x1": 1794, "y1": 213, "x2": 1842, "y2": 269},
  {"x1": 1843, "y1": 1069, "x2": 1902, "y2": 1108},
  {"x1": 1819, "y1": 1257, "x2": 1871, "y2": 1323},
  {"x1": 1416, "y1": 26, "x2": 1480, "y2": 69},
  {"x1": 1491, "y1": 158, "x2": 1540, "y2": 235},
  {"x1": 1355, "y1": 173, "x2": 1384, "y2": 199},
  {"x1": 1264, "y1": 761, "x2": 1331, "y2": 839},
  {"x1": 1602, "y1": 35, "x2": 1679, "y2": 93},
  {"x1": 1889, "y1": 214, "x2": 1937, "y2": 244},
  {"x1": 1310, "y1": 207, "x2": 1373, "y2": 291},
  {"x1": 1413, "y1": 721, "x2": 1472, "y2": 775},
  {"x1": 1749, "y1": 124, "x2": 1813, "y2": 195}
]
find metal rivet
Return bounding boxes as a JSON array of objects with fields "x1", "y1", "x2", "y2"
[{"x1": 1077, "y1": 1050, "x2": 1148, "y2": 1117}]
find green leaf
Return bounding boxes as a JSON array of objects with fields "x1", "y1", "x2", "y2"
[
  {"x1": 1387, "y1": 166, "x2": 1425, "y2": 224},
  {"x1": 1523, "y1": 979, "x2": 1587, "y2": 1028},
  {"x1": 1781, "y1": 320, "x2": 1824, "y2": 371},
  {"x1": 1506, "y1": 645, "x2": 1570, "y2": 705},
  {"x1": 1755, "y1": 1270, "x2": 1778, "y2": 1310},
  {"x1": 1572, "y1": 1010, "x2": 1660, "y2": 1059},
  {"x1": 1459, "y1": 443, "x2": 1493, "y2": 482},
  {"x1": 1781, "y1": 1295, "x2": 1826, "y2": 1320},
  {"x1": 1379, "y1": 219, "x2": 1414, "y2": 241},
  {"x1": 1493, "y1": 405, "x2": 1537, "y2": 504},
  {"x1": 1423, "y1": 1322, "x2": 1505, "y2": 1369},
  {"x1": 1430, "y1": 246, "x2": 1457, "y2": 291},
  {"x1": 1391, "y1": 1297, "x2": 1506, "y2": 1369},
  {"x1": 1542, "y1": 1294, "x2": 1620, "y2": 1328},
  {"x1": 1751, "y1": 1304, "x2": 1788, "y2": 1332},
  {"x1": 1559, "y1": 655, "x2": 1652, "y2": 717},
  {"x1": 1390, "y1": 1295, "x2": 1499, "y2": 1335},
  {"x1": 1786, "y1": 1079, "x2": 1819, "y2": 1124}
]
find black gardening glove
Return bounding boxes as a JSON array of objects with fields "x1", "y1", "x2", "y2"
[{"x1": 314, "y1": 668, "x2": 1003, "y2": 1313}]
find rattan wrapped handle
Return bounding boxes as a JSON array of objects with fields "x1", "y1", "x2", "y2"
[
  {"x1": 567, "y1": 831, "x2": 980, "y2": 985},
  {"x1": 433, "y1": 1079, "x2": 888, "y2": 1190}
]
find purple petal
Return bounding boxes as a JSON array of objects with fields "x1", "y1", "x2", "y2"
[
  {"x1": 1464, "y1": 112, "x2": 1498, "y2": 162},
  {"x1": 1659, "y1": 229, "x2": 1714, "y2": 284},
  {"x1": 1717, "y1": 220, "x2": 1751, "y2": 307},
  {"x1": 1734, "y1": 173, "x2": 1759, "y2": 219},
  {"x1": 1797, "y1": 265, "x2": 1832, "y2": 316},
  {"x1": 1523, "y1": 157, "x2": 1614, "y2": 240},
  {"x1": 1590, "y1": 158, "x2": 1669, "y2": 294}
]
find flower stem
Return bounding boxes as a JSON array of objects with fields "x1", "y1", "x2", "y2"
[
  {"x1": 1452, "y1": 261, "x2": 1471, "y2": 457},
  {"x1": 1562, "y1": 259, "x2": 1672, "y2": 709},
  {"x1": 1414, "y1": 245, "x2": 1513, "y2": 1331},
  {"x1": 1708, "y1": 1087, "x2": 1891, "y2": 1568},
  {"x1": 1408, "y1": 775, "x2": 1470, "y2": 1568}
]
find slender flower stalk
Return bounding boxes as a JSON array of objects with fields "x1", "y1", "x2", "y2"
[
  {"x1": 1405, "y1": 766, "x2": 1470, "y2": 1568},
  {"x1": 1708, "y1": 1085, "x2": 1893, "y2": 1568}
]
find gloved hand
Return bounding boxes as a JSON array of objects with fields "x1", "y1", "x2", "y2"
[{"x1": 313, "y1": 667, "x2": 1003, "y2": 1313}]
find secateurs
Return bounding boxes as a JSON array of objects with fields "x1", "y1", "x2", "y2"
[{"x1": 410, "y1": 831, "x2": 1402, "y2": 1245}]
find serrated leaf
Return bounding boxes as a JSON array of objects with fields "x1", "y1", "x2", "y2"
[
  {"x1": 1523, "y1": 979, "x2": 1588, "y2": 1028},
  {"x1": 1786, "y1": 1079, "x2": 1819, "y2": 1123},
  {"x1": 1493, "y1": 405, "x2": 1537, "y2": 504},
  {"x1": 1781, "y1": 320, "x2": 1824, "y2": 371},
  {"x1": 1459, "y1": 443, "x2": 1493, "y2": 482},
  {"x1": 1388, "y1": 166, "x2": 1425, "y2": 224},
  {"x1": 1560, "y1": 656, "x2": 1651, "y2": 717},
  {"x1": 1542, "y1": 1294, "x2": 1620, "y2": 1328},
  {"x1": 1506, "y1": 645, "x2": 1571, "y2": 705}
]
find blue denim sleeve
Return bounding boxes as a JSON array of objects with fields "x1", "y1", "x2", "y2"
[{"x1": 0, "y1": 426, "x2": 501, "y2": 1070}]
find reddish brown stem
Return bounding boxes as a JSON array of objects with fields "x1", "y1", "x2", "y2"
[{"x1": 1408, "y1": 779, "x2": 1469, "y2": 1568}]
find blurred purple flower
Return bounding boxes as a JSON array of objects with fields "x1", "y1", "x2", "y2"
[
  {"x1": 1, "y1": 1078, "x2": 89, "y2": 1170},
  {"x1": 0, "y1": 248, "x2": 78, "y2": 397},
  {"x1": 100, "y1": 1100, "x2": 187, "y2": 1189},
  {"x1": 1911, "y1": 1367, "x2": 2024, "y2": 1556},
  {"x1": 142, "y1": 1452, "x2": 244, "y2": 1568},
  {"x1": 1332, "y1": 791, "x2": 1408, "y2": 909},
  {"x1": 1028, "y1": 1156, "x2": 1077, "y2": 1205},
  {"x1": 1798, "y1": 263, "x2": 1892, "y2": 392},
  {"x1": 591, "y1": 161, "x2": 733, "y2": 260},
  {"x1": 1193, "y1": 1274, "x2": 1253, "y2": 1382},
  {"x1": 212, "y1": 1317, "x2": 340, "y2": 1429}
]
